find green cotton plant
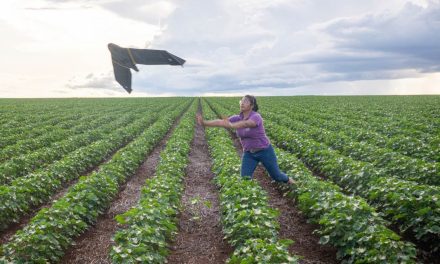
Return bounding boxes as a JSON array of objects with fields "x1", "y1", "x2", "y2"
[
  {"x1": 220, "y1": 180, "x2": 280, "y2": 246},
  {"x1": 186, "y1": 195, "x2": 212, "y2": 222},
  {"x1": 368, "y1": 177, "x2": 440, "y2": 243},
  {"x1": 112, "y1": 202, "x2": 177, "y2": 263},
  {"x1": 188, "y1": 196, "x2": 202, "y2": 221},
  {"x1": 228, "y1": 238, "x2": 298, "y2": 264}
]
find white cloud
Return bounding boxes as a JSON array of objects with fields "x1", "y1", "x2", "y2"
[
  {"x1": 0, "y1": 0, "x2": 439, "y2": 97},
  {"x1": 101, "y1": 0, "x2": 177, "y2": 25},
  {"x1": 124, "y1": 0, "x2": 439, "y2": 95},
  {"x1": 287, "y1": 1, "x2": 440, "y2": 86},
  {"x1": 0, "y1": 0, "x2": 159, "y2": 97},
  {"x1": 67, "y1": 72, "x2": 117, "y2": 90}
]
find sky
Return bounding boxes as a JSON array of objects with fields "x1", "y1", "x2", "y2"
[{"x1": 0, "y1": 0, "x2": 439, "y2": 97}]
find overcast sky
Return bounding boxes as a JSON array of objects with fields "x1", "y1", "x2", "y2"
[{"x1": 1, "y1": 0, "x2": 439, "y2": 97}]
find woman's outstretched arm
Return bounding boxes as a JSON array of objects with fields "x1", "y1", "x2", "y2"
[
  {"x1": 196, "y1": 113, "x2": 258, "y2": 129},
  {"x1": 196, "y1": 113, "x2": 229, "y2": 128},
  {"x1": 228, "y1": 120, "x2": 257, "y2": 129}
]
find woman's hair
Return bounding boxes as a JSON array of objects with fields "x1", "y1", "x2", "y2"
[{"x1": 244, "y1": 94, "x2": 259, "y2": 112}]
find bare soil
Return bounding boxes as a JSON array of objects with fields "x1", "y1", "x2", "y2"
[
  {"x1": 230, "y1": 135, "x2": 339, "y2": 264},
  {"x1": 166, "y1": 108, "x2": 233, "y2": 263},
  {"x1": 59, "y1": 117, "x2": 181, "y2": 264}
]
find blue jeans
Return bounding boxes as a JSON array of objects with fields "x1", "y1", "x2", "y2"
[{"x1": 241, "y1": 144, "x2": 289, "y2": 183}]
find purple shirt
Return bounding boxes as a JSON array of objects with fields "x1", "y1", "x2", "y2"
[{"x1": 229, "y1": 111, "x2": 270, "y2": 151}]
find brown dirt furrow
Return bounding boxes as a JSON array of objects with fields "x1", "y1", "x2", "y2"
[
  {"x1": 59, "y1": 117, "x2": 181, "y2": 264},
  {"x1": 230, "y1": 135, "x2": 338, "y2": 264},
  {"x1": 167, "y1": 109, "x2": 233, "y2": 264}
]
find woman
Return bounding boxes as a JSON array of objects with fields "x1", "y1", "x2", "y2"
[{"x1": 196, "y1": 95, "x2": 295, "y2": 184}]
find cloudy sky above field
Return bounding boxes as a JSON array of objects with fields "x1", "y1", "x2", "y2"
[{"x1": 1, "y1": 0, "x2": 440, "y2": 97}]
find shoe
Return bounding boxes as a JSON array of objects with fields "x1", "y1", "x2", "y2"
[{"x1": 287, "y1": 177, "x2": 295, "y2": 185}]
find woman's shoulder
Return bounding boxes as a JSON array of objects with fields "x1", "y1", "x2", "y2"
[{"x1": 250, "y1": 111, "x2": 262, "y2": 119}]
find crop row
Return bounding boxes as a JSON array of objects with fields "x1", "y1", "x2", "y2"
[
  {"x1": 0, "y1": 99, "x2": 191, "y2": 263},
  {"x1": 0, "y1": 98, "x2": 167, "y2": 145},
  {"x1": 0, "y1": 98, "x2": 128, "y2": 130},
  {"x1": 261, "y1": 99, "x2": 439, "y2": 163},
  {"x1": 0, "y1": 113, "x2": 81, "y2": 148},
  {"x1": 0, "y1": 107, "x2": 149, "y2": 185},
  {"x1": 206, "y1": 99, "x2": 417, "y2": 263},
  {"x1": 0, "y1": 104, "x2": 110, "y2": 143},
  {"x1": 202, "y1": 99, "x2": 298, "y2": 263},
  {"x1": 262, "y1": 97, "x2": 439, "y2": 161},
  {"x1": 261, "y1": 111, "x2": 439, "y2": 186},
  {"x1": 0, "y1": 103, "x2": 178, "y2": 231},
  {"x1": 110, "y1": 100, "x2": 197, "y2": 263},
  {"x1": 0, "y1": 107, "x2": 130, "y2": 162},
  {"x1": 267, "y1": 96, "x2": 439, "y2": 138},
  {"x1": 0, "y1": 109, "x2": 74, "y2": 137}
]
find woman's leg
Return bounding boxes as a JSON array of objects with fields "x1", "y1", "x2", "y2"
[
  {"x1": 241, "y1": 151, "x2": 259, "y2": 179},
  {"x1": 258, "y1": 145, "x2": 289, "y2": 183}
]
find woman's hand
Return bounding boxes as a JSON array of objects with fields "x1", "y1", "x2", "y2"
[
  {"x1": 196, "y1": 113, "x2": 204, "y2": 126},
  {"x1": 196, "y1": 114, "x2": 231, "y2": 128}
]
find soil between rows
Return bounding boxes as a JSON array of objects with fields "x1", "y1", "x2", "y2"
[
  {"x1": 229, "y1": 133, "x2": 339, "y2": 264},
  {"x1": 166, "y1": 108, "x2": 233, "y2": 263}
]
